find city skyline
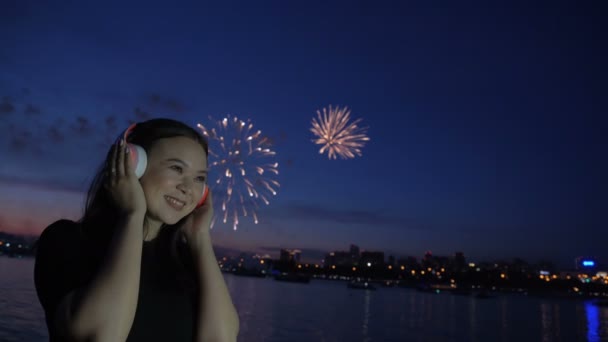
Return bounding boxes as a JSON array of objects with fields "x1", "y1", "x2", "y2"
[
  {"x1": 1, "y1": 1, "x2": 606, "y2": 268},
  {"x1": 0, "y1": 229, "x2": 598, "y2": 271}
]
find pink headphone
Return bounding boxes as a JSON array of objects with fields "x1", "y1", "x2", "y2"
[{"x1": 124, "y1": 123, "x2": 209, "y2": 208}]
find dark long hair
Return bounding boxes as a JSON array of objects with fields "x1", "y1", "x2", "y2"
[{"x1": 79, "y1": 118, "x2": 208, "y2": 289}]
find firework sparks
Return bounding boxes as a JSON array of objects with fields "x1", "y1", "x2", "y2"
[
  {"x1": 311, "y1": 105, "x2": 370, "y2": 160},
  {"x1": 197, "y1": 115, "x2": 279, "y2": 230}
]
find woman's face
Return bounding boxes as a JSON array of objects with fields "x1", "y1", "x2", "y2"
[{"x1": 139, "y1": 136, "x2": 208, "y2": 227}]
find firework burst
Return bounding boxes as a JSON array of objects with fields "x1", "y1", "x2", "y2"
[
  {"x1": 310, "y1": 105, "x2": 370, "y2": 160},
  {"x1": 197, "y1": 115, "x2": 279, "y2": 230}
]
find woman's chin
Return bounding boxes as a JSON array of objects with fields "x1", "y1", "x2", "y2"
[
  {"x1": 163, "y1": 211, "x2": 194, "y2": 225},
  {"x1": 162, "y1": 215, "x2": 184, "y2": 226},
  {"x1": 149, "y1": 205, "x2": 192, "y2": 226}
]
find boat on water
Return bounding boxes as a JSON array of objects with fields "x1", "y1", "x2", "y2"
[
  {"x1": 475, "y1": 289, "x2": 497, "y2": 299},
  {"x1": 233, "y1": 269, "x2": 267, "y2": 278},
  {"x1": 451, "y1": 288, "x2": 472, "y2": 296},
  {"x1": 347, "y1": 281, "x2": 376, "y2": 290},
  {"x1": 273, "y1": 273, "x2": 311, "y2": 284}
]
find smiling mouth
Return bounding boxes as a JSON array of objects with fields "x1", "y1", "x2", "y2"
[{"x1": 164, "y1": 195, "x2": 186, "y2": 210}]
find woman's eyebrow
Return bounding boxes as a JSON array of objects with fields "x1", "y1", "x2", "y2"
[{"x1": 164, "y1": 158, "x2": 208, "y2": 174}]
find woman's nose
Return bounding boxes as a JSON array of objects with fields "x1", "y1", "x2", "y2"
[{"x1": 177, "y1": 179, "x2": 194, "y2": 195}]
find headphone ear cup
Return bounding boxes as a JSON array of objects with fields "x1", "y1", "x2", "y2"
[
  {"x1": 196, "y1": 186, "x2": 209, "y2": 208},
  {"x1": 127, "y1": 144, "x2": 147, "y2": 178}
]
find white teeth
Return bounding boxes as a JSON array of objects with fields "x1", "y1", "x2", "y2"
[{"x1": 165, "y1": 196, "x2": 185, "y2": 206}]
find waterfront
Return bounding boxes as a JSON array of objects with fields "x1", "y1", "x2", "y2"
[{"x1": 2, "y1": 257, "x2": 607, "y2": 341}]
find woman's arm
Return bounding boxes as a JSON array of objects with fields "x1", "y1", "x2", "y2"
[
  {"x1": 55, "y1": 213, "x2": 145, "y2": 341},
  {"x1": 191, "y1": 230, "x2": 239, "y2": 342},
  {"x1": 57, "y1": 139, "x2": 148, "y2": 341}
]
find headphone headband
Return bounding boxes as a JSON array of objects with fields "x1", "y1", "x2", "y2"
[{"x1": 124, "y1": 122, "x2": 138, "y2": 142}]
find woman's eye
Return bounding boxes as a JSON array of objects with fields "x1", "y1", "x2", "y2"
[
  {"x1": 195, "y1": 176, "x2": 206, "y2": 183},
  {"x1": 170, "y1": 165, "x2": 183, "y2": 173}
]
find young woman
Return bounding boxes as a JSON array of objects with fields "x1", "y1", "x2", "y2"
[{"x1": 34, "y1": 118, "x2": 239, "y2": 341}]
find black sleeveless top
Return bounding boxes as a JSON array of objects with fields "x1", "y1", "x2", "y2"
[{"x1": 34, "y1": 219, "x2": 196, "y2": 341}]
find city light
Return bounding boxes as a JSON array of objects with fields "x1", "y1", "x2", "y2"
[{"x1": 583, "y1": 260, "x2": 595, "y2": 267}]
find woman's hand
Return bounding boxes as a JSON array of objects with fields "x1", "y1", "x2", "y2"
[
  {"x1": 180, "y1": 190, "x2": 239, "y2": 341},
  {"x1": 180, "y1": 190, "x2": 214, "y2": 255},
  {"x1": 104, "y1": 138, "x2": 147, "y2": 217}
]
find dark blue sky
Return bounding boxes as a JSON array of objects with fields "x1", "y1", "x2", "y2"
[{"x1": 1, "y1": 1, "x2": 606, "y2": 266}]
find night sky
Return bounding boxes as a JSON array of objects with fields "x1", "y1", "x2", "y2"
[{"x1": 1, "y1": 1, "x2": 606, "y2": 267}]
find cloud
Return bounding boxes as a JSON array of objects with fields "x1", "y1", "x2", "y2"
[
  {"x1": 212, "y1": 245, "x2": 248, "y2": 258},
  {"x1": 134, "y1": 107, "x2": 151, "y2": 121},
  {"x1": 0, "y1": 88, "x2": 191, "y2": 163},
  {"x1": 275, "y1": 202, "x2": 408, "y2": 227},
  {"x1": 0, "y1": 96, "x2": 15, "y2": 114},
  {"x1": 69, "y1": 116, "x2": 92, "y2": 136},
  {"x1": 104, "y1": 115, "x2": 118, "y2": 130},
  {"x1": 146, "y1": 93, "x2": 186, "y2": 113},
  {"x1": 257, "y1": 246, "x2": 329, "y2": 260},
  {"x1": 0, "y1": 175, "x2": 86, "y2": 194},
  {"x1": 6, "y1": 124, "x2": 42, "y2": 154},
  {"x1": 267, "y1": 202, "x2": 499, "y2": 234},
  {"x1": 47, "y1": 126, "x2": 64, "y2": 143},
  {"x1": 24, "y1": 104, "x2": 41, "y2": 115}
]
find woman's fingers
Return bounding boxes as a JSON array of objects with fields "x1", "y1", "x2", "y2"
[
  {"x1": 124, "y1": 141, "x2": 135, "y2": 176},
  {"x1": 117, "y1": 138, "x2": 126, "y2": 177},
  {"x1": 110, "y1": 141, "x2": 119, "y2": 183}
]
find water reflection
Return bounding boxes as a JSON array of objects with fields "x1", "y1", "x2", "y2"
[
  {"x1": 585, "y1": 301, "x2": 599, "y2": 342},
  {"x1": 361, "y1": 290, "x2": 371, "y2": 342},
  {"x1": 540, "y1": 301, "x2": 562, "y2": 342},
  {"x1": 600, "y1": 304, "x2": 608, "y2": 340},
  {"x1": 500, "y1": 299, "x2": 508, "y2": 342},
  {"x1": 553, "y1": 303, "x2": 561, "y2": 340},
  {"x1": 540, "y1": 302, "x2": 550, "y2": 341},
  {"x1": 447, "y1": 295, "x2": 457, "y2": 339},
  {"x1": 2, "y1": 258, "x2": 608, "y2": 342},
  {"x1": 469, "y1": 296, "x2": 477, "y2": 342}
]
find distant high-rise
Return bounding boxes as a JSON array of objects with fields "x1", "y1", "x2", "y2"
[
  {"x1": 280, "y1": 248, "x2": 301, "y2": 264},
  {"x1": 454, "y1": 252, "x2": 466, "y2": 271},
  {"x1": 280, "y1": 249, "x2": 291, "y2": 263},
  {"x1": 350, "y1": 244, "x2": 360, "y2": 264},
  {"x1": 350, "y1": 244, "x2": 360, "y2": 258},
  {"x1": 422, "y1": 251, "x2": 433, "y2": 268},
  {"x1": 293, "y1": 249, "x2": 302, "y2": 263},
  {"x1": 325, "y1": 251, "x2": 352, "y2": 267},
  {"x1": 361, "y1": 251, "x2": 384, "y2": 268}
]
